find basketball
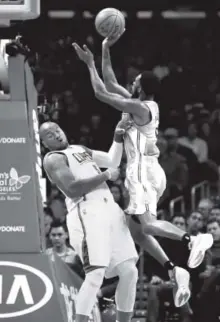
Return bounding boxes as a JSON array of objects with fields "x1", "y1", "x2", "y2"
[{"x1": 95, "y1": 8, "x2": 125, "y2": 38}]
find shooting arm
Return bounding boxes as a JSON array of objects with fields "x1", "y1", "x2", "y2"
[
  {"x1": 43, "y1": 154, "x2": 110, "y2": 199},
  {"x1": 102, "y1": 46, "x2": 131, "y2": 98},
  {"x1": 88, "y1": 61, "x2": 150, "y2": 118}
]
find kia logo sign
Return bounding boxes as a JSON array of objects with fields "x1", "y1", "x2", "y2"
[{"x1": 0, "y1": 261, "x2": 53, "y2": 318}]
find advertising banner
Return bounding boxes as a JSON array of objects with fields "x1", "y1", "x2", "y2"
[
  {"x1": 0, "y1": 101, "x2": 42, "y2": 253},
  {"x1": 0, "y1": 253, "x2": 101, "y2": 322}
]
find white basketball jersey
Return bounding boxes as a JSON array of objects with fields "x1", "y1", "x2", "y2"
[
  {"x1": 44, "y1": 145, "x2": 114, "y2": 213},
  {"x1": 124, "y1": 100, "x2": 160, "y2": 166}
]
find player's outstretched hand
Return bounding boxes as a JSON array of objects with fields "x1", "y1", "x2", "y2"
[
  {"x1": 102, "y1": 28, "x2": 125, "y2": 48},
  {"x1": 72, "y1": 43, "x2": 94, "y2": 66},
  {"x1": 116, "y1": 115, "x2": 132, "y2": 133},
  {"x1": 106, "y1": 168, "x2": 120, "y2": 182}
]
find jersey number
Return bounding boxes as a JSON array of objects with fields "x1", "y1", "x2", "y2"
[{"x1": 72, "y1": 153, "x2": 101, "y2": 174}]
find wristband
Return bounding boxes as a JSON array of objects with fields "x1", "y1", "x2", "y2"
[{"x1": 114, "y1": 133, "x2": 124, "y2": 143}]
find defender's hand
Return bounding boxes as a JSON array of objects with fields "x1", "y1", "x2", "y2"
[
  {"x1": 116, "y1": 116, "x2": 132, "y2": 132},
  {"x1": 106, "y1": 168, "x2": 120, "y2": 181}
]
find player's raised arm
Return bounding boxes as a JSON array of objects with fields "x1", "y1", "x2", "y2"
[
  {"x1": 43, "y1": 153, "x2": 119, "y2": 199},
  {"x1": 102, "y1": 36, "x2": 131, "y2": 98},
  {"x1": 83, "y1": 118, "x2": 130, "y2": 169},
  {"x1": 73, "y1": 43, "x2": 150, "y2": 121}
]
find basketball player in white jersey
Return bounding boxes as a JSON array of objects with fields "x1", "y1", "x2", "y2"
[
  {"x1": 40, "y1": 121, "x2": 139, "y2": 322},
  {"x1": 73, "y1": 40, "x2": 213, "y2": 307}
]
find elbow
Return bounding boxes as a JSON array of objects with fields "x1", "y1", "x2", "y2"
[
  {"x1": 112, "y1": 160, "x2": 120, "y2": 168},
  {"x1": 105, "y1": 81, "x2": 116, "y2": 92},
  {"x1": 109, "y1": 159, "x2": 121, "y2": 168},
  {"x1": 94, "y1": 89, "x2": 105, "y2": 101},
  {"x1": 94, "y1": 90, "x2": 101, "y2": 99},
  {"x1": 66, "y1": 183, "x2": 82, "y2": 199}
]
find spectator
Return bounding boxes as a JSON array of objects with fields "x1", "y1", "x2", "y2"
[
  {"x1": 90, "y1": 113, "x2": 105, "y2": 150},
  {"x1": 206, "y1": 218, "x2": 220, "y2": 267},
  {"x1": 44, "y1": 207, "x2": 54, "y2": 248},
  {"x1": 46, "y1": 220, "x2": 84, "y2": 278},
  {"x1": 164, "y1": 128, "x2": 198, "y2": 185},
  {"x1": 210, "y1": 207, "x2": 220, "y2": 224},
  {"x1": 193, "y1": 218, "x2": 220, "y2": 322},
  {"x1": 187, "y1": 211, "x2": 204, "y2": 235},
  {"x1": 198, "y1": 198, "x2": 214, "y2": 223},
  {"x1": 78, "y1": 124, "x2": 93, "y2": 147},
  {"x1": 171, "y1": 213, "x2": 187, "y2": 231},
  {"x1": 159, "y1": 133, "x2": 189, "y2": 198},
  {"x1": 178, "y1": 122, "x2": 208, "y2": 163},
  {"x1": 47, "y1": 185, "x2": 67, "y2": 221}
]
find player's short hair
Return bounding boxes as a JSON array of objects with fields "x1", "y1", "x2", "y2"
[
  {"x1": 140, "y1": 71, "x2": 160, "y2": 97},
  {"x1": 49, "y1": 220, "x2": 68, "y2": 234}
]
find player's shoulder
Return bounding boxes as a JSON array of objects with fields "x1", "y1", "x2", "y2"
[
  {"x1": 43, "y1": 152, "x2": 67, "y2": 171},
  {"x1": 144, "y1": 100, "x2": 158, "y2": 111}
]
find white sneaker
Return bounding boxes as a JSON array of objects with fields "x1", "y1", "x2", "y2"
[
  {"x1": 187, "y1": 233, "x2": 213, "y2": 269},
  {"x1": 171, "y1": 267, "x2": 191, "y2": 307}
]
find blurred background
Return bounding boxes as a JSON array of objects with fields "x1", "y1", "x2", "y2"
[{"x1": 4, "y1": 0, "x2": 220, "y2": 321}]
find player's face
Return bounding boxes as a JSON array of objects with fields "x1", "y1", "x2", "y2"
[
  {"x1": 50, "y1": 227, "x2": 67, "y2": 248},
  {"x1": 42, "y1": 125, "x2": 68, "y2": 150},
  {"x1": 131, "y1": 74, "x2": 141, "y2": 98}
]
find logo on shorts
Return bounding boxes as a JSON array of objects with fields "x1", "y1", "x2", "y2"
[{"x1": 0, "y1": 168, "x2": 31, "y2": 201}]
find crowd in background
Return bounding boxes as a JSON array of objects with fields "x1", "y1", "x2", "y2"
[{"x1": 23, "y1": 14, "x2": 220, "y2": 322}]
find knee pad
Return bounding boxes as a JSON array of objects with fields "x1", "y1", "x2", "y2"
[{"x1": 86, "y1": 267, "x2": 105, "y2": 289}]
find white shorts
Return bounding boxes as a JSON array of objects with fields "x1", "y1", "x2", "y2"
[
  {"x1": 125, "y1": 157, "x2": 166, "y2": 216},
  {"x1": 66, "y1": 198, "x2": 138, "y2": 278}
]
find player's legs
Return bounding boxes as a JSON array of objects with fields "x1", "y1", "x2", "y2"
[
  {"x1": 140, "y1": 161, "x2": 213, "y2": 269},
  {"x1": 73, "y1": 201, "x2": 112, "y2": 268},
  {"x1": 67, "y1": 201, "x2": 112, "y2": 322},
  {"x1": 129, "y1": 216, "x2": 191, "y2": 307},
  {"x1": 114, "y1": 259, "x2": 138, "y2": 322},
  {"x1": 139, "y1": 212, "x2": 213, "y2": 268},
  {"x1": 75, "y1": 267, "x2": 106, "y2": 322}
]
